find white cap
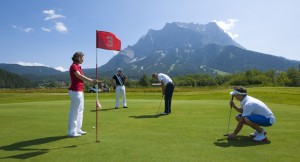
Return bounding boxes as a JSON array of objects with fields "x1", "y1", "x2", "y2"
[
  {"x1": 118, "y1": 68, "x2": 123, "y2": 72},
  {"x1": 230, "y1": 89, "x2": 247, "y2": 96}
]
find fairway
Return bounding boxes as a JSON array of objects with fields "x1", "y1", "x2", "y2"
[{"x1": 0, "y1": 88, "x2": 300, "y2": 161}]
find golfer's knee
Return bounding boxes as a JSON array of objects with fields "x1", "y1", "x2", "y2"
[
  {"x1": 235, "y1": 115, "x2": 240, "y2": 121},
  {"x1": 244, "y1": 117, "x2": 251, "y2": 124}
]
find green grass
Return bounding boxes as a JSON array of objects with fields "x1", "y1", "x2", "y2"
[{"x1": 0, "y1": 87, "x2": 300, "y2": 161}]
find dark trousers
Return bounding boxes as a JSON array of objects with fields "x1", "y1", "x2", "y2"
[{"x1": 164, "y1": 82, "x2": 175, "y2": 114}]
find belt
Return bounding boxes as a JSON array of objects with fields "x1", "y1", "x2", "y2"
[{"x1": 167, "y1": 82, "x2": 174, "y2": 86}]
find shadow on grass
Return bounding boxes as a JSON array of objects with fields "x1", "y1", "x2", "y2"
[
  {"x1": 0, "y1": 135, "x2": 76, "y2": 160},
  {"x1": 129, "y1": 114, "x2": 165, "y2": 119},
  {"x1": 90, "y1": 107, "x2": 116, "y2": 112},
  {"x1": 213, "y1": 135, "x2": 271, "y2": 147}
]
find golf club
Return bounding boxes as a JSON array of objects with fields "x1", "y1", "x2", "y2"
[
  {"x1": 224, "y1": 95, "x2": 234, "y2": 136},
  {"x1": 156, "y1": 95, "x2": 164, "y2": 115}
]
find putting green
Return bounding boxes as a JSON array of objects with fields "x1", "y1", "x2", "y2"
[{"x1": 0, "y1": 88, "x2": 299, "y2": 161}]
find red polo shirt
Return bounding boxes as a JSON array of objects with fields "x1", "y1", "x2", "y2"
[{"x1": 69, "y1": 63, "x2": 84, "y2": 91}]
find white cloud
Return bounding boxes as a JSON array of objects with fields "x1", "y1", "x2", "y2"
[
  {"x1": 16, "y1": 61, "x2": 45, "y2": 66},
  {"x1": 41, "y1": 27, "x2": 51, "y2": 32},
  {"x1": 213, "y1": 19, "x2": 239, "y2": 39},
  {"x1": 55, "y1": 66, "x2": 67, "y2": 72},
  {"x1": 42, "y1": 9, "x2": 68, "y2": 34},
  {"x1": 12, "y1": 25, "x2": 34, "y2": 33},
  {"x1": 43, "y1": 9, "x2": 65, "y2": 20},
  {"x1": 55, "y1": 22, "x2": 68, "y2": 33},
  {"x1": 23, "y1": 28, "x2": 34, "y2": 33},
  {"x1": 16, "y1": 62, "x2": 67, "y2": 72}
]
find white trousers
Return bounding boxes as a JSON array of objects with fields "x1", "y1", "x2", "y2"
[
  {"x1": 115, "y1": 85, "x2": 127, "y2": 107},
  {"x1": 68, "y1": 91, "x2": 84, "y2": 135}
]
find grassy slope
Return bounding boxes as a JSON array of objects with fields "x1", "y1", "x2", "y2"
[{"x1": 0, "y1": 87, "x2": 299, "y2": 161}]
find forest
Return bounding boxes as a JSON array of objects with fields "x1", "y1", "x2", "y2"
[{"x1": 1, "y1": 68, "x2": 300, "y2": 89}]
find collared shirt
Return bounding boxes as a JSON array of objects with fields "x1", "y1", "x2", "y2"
[
  {"x1": 157, "y1": 73, "x2": 173, "y2": 86},
  {"x1": 241, "y1": 95, "x2": 275, "y2": 124},
  {"x1": 69, "y1": 63, "x2": 84, "y2": 91},
  {"x1": 113, "y1": 74, "x2": 127, "y2": 86}
]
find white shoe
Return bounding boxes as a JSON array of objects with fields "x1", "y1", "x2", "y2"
[
  {"x1": 250, "y1": 129, "x2": 267, "y2": 137},
  {"x1": 68, "y1": 133, "x2": 81, "y2": 137},
  {"x1": 77, "y1": 130, "x2": 87, "y2": 135},
  {"x1": 253, "y1": 132, "x2": 267, "y2": 142}
]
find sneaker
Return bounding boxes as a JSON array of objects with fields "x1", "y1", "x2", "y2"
[
  {"x1": 123, "y1": 106, "x2": 128, "y2": 108},
  {"x1": 250, "y1": 129, "x2": 267, "y2": 138},
  {"x1": 115, "y1": 107, "x2": 119, "y2": 109},
  {"x1": 160, "y1": 112, "x2": 168, "y2": 115},
  {"x1": 77, "y1": 130, "x2": 87, "y2": 135},
  {"x1": 253, "y1": 132, "x2": 267, "y2": 142},
  {"x1": 68, "y1": 133, "x2": 81, "y2": 137}
]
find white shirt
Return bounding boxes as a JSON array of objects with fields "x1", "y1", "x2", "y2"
[
  {"x1": 241, "y1": 95, "x2": 275, "y2": 124},
  {"x1": 157, "y1": 73, "x2": 173, "y2": 86}
]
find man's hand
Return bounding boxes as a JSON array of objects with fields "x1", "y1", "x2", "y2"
[
  {"x1": 230, "y1": 100, "x2": 236, "y2": 108},
  {"x1": 227, "y1": 133, "x2": 236, "y2": 140},
  {"x1": 92, "y1": 79, "x2": 98, "y2": 84}
]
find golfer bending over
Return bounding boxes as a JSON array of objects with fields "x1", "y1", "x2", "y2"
[
  {"x1": 227, "y1": 86, "x2": 276, "y2": 141},
  {"x1": 152, "y1": 73, "x2": 175, "y2": 115},
  {"x1": 68, "y1": 52, "x2": 97, "y2": 137}
]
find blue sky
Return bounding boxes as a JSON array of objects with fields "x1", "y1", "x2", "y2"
[{"x1": 1, "y1": 0, "x2": 299, "y2": 71}]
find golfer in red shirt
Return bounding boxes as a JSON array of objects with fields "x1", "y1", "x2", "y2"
[{"x1": 68, "y1": 52, "x2": 97, "y2": 137}]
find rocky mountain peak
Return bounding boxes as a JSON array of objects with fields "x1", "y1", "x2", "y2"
[{"x1": 97, "y1": 22, "x2": 298, "y2": 78}]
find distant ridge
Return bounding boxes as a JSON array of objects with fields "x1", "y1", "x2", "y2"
[{"x1": 0, "y1": 63, "x2": 63, "y2": 75}]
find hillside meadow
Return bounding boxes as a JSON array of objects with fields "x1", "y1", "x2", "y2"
[{"x1": 0, "y1": 87, "x2": 299, "y2": 161}]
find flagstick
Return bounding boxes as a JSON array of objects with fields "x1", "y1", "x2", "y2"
[
  {"x1": 95, "y1": 29, "x2": 120, "y2": 143},
  {"x1": 96, "y1": 48, "x2": 100, "y2": 143}
]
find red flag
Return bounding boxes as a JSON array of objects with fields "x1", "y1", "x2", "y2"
[{"x1": 96, "y1": 30, "x2": 121, "y2": 51}]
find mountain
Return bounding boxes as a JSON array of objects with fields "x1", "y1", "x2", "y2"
[
  {"x1": 95, "y1": 22, "x2": 299, "y2": 78},
  {"x1": 0, "y1": 63, "x2": 69, "y2": 82},
  {"x1": 0, "y1": 63, "x2": 63, "y2": 76},
  {"x1": 0, "y1": 68, "x2": 34, "y2": 88}
]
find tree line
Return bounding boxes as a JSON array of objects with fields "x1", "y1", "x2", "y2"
[
  {"x1": 1, "y1": 67, "x2": 300, "y2": 89},
  {"x1": 0, "y1": 68, "x2": 35, "y2": 88},
  {"x1": 133, "y1": 68, "x2": 300, "y2": 87}
]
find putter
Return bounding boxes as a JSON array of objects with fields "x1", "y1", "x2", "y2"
[
  {"x1": 224, "y1": 95, "x2": 234, "y2": 136},
  {"x1": 156, "y1": 95, "x2": 164, "y2": 115}
]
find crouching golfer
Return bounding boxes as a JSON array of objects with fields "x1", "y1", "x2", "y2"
[
  {"x1": 152, "y1": 73, "x2": 175, "y2": 115},
  {"x1": 227, "y1": 86, "x2": 276, "y2": 141}
]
